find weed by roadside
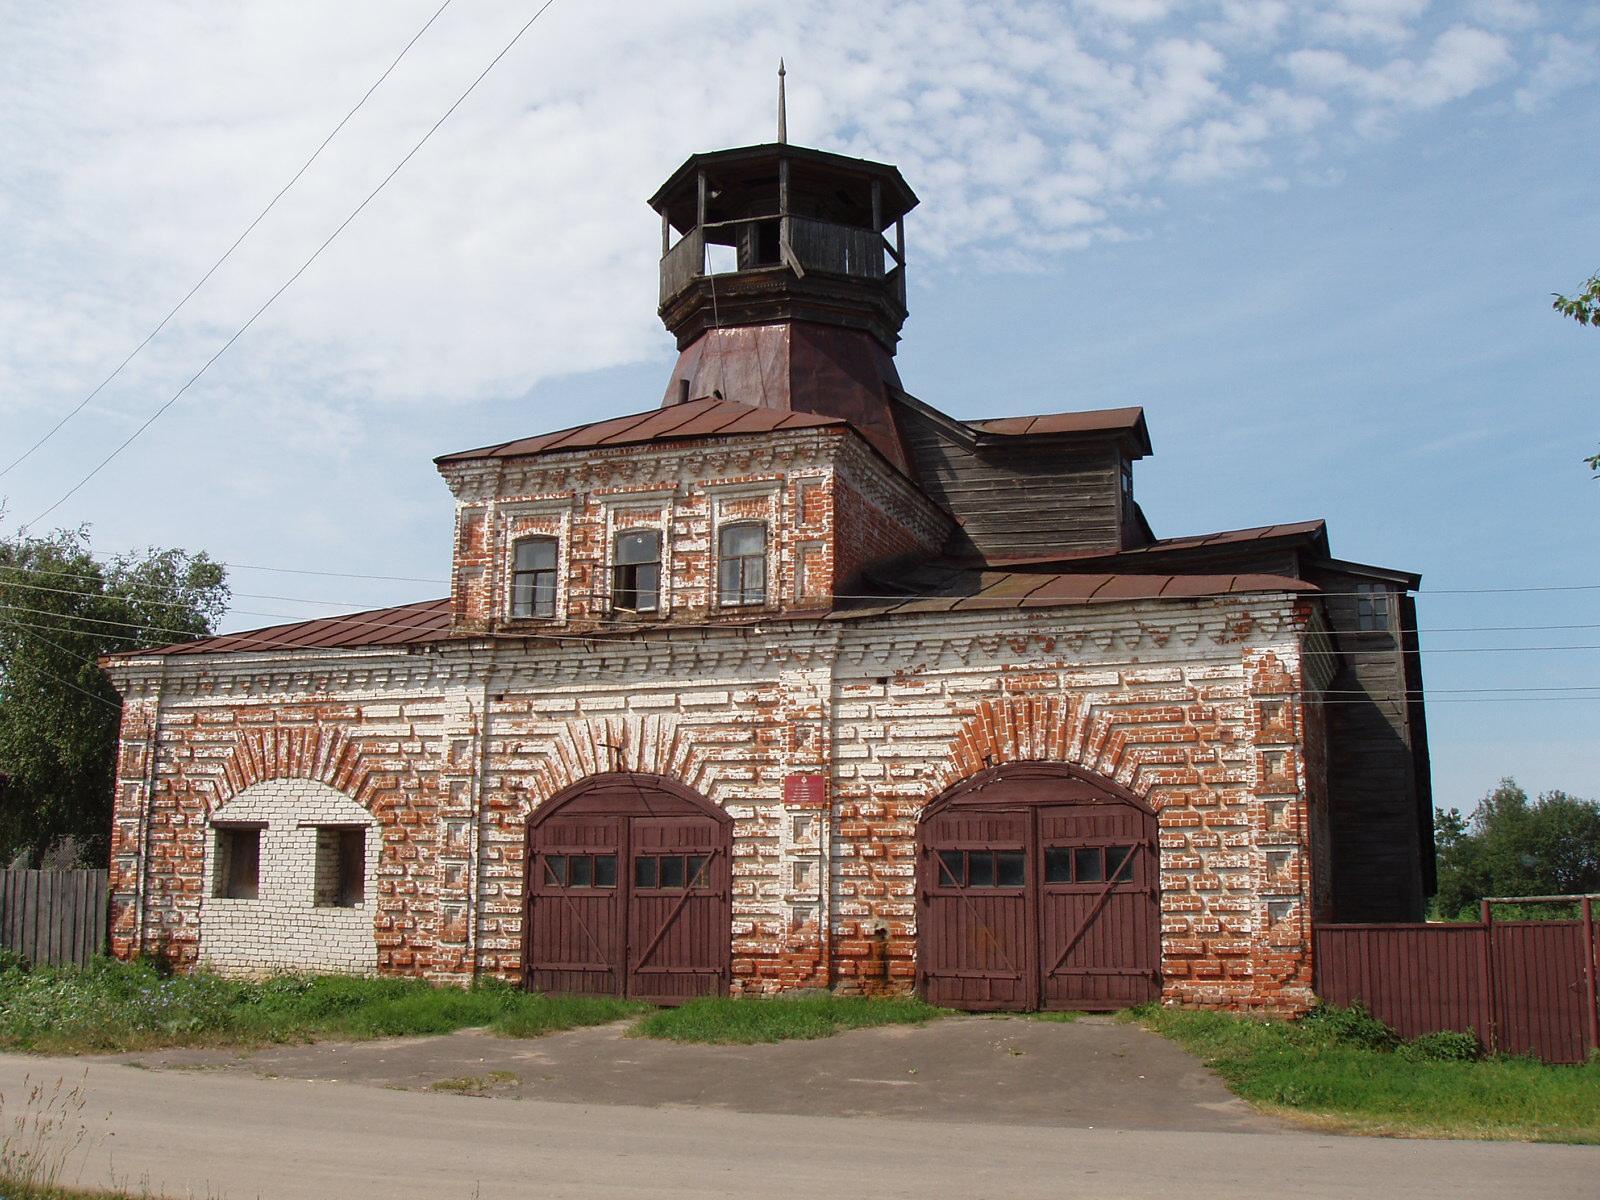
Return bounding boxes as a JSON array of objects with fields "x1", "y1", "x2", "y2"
[
  {"x1": 1132, "y1": 1003, "x2": 1600, "y2": 1143},
  {"x1": 0, "y1": 957, "x2": 645, "y2": 1055},
  {"x1": 630, "y1": 993, "x2": 949, "y2": 1044}
]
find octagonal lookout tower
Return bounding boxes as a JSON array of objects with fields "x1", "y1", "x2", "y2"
[{"x1": 650, "y1": 142, "x2": 920, "y2": 473}]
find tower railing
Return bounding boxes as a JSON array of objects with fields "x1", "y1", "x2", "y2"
[{"x1": 659, "y1": 215, "x2": 904, "y2": 308}]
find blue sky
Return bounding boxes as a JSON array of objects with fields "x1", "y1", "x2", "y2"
[{"x1": 2, "y1": 1, "x2": 1596, "y2": 811}]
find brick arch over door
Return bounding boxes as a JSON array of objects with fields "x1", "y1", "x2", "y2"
[
  {"x1": 931, "y1": 695, "x2": 1175, "y2": 802},
  {"x1": 917, "y1": 762, "x2": 1160, "y2": 1012},
  {"x1": 523, "y1": 773, "x2": 731, "y2": 1004}
]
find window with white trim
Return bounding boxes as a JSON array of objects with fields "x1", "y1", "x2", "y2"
[
  {"x1": 718, "y1": 522, "x2": 767, "y2": 606},
  {"x1": 612, "y1": 529, "x2": 661, "y2": 612},
  {"x1": 510, "y1": 536, "x2": 558, "y2": 618}
]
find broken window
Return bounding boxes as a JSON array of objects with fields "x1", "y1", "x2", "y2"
[
  {"x1": 718, "y1": 522, "x2": 767, "y2": 606},
  {"x1": 314, "y1": 826, "x2": 366, "y2": 907},
  {"x1": 213, "y1": 826, "x2": 261, "y2": 900},
  {"x1": 510, "y1": 536, "x2": 558, "y2": 618},
  {"x1": 612, "y1": 530, "x2": 661, "y2": 612}
]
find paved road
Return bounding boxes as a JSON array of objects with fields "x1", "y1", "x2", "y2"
[
  {"x1": 2, "y1": 1049, "x2": 1595, "y2": 1200},
  {"x1": 100, "y1": 1015, "x2": 1275, "y2": 1132}
]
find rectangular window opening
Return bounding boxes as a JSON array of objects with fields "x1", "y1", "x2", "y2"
[
  {"x1": 510, "y1": 537, "x2": 558, "y2": 619},
  {"x1": 718, "y1": 523, "x2": 767, "y2": 607},
  {"x1": 612, "y1": 529, "x2": 661, "y2": 613},
  {"x1": 314, "y1": 826, "x2": 366, "y2": 907},
  {"x1": 213, "y1": 826, "x2": 261, "y2": 900}
]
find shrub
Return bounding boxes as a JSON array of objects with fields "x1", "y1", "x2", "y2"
[
  {"x1": 1298, "y1": 1002, "x2": 1400, "y2": 1052},
  {"x1": 1400, "y1": 1030, "x2": 1482, "y2": 1063},
  {"x1": 0, "y1": 947, "x2": 30, "y2": 974}
]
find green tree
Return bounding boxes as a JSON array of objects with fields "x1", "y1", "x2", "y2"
[
  {"x1": 0, "y1": 527, "x2": 227, "y2": 866},
  {"x1": 1551, "y1": 272, "x2": 1600, "y2": 474},
  {"x1": 1432, "y1": 778, "x2": 1600, "y2": 918}
]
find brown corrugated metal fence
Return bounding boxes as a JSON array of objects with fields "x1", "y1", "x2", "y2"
[
  {"x1": 1316, "y1": 907, "x2": 1600, "y2": 1064},
  {"x1": 0, "y1": 869, "x2": 109, "y2": 967}
]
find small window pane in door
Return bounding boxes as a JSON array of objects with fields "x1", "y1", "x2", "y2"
[
  {"x1": 995, "y1": 851, "x2": 1025, "y2": 887},
  {"x1": 545, "y1": 855, "x2": 568, "y2": 886},
  {"x1": 1044, "y1": 848, "x2": 1072, "y2": 883},
  {"x1": 593, "y1": 854, "x2": 617, "y2": 888},
  {"x1": 936, "y1": 850, "x2": 965, "y2": 886},
  {"x1": 686, "y1": 854, "x2": 709, "y2": 887},
  {"x1": 1073, "y1": 848, "x2": 1104, "y2": 883},
  {"x1": 968, "y1": 853, "x2": 996, "y2": 888},
  {"x1": 569, "y1": 855, "x2": 593, "y2": 888},
  {"x1": 659, "y1": 855, "x2": 686, "y2": 889},
  {"x1": 634, "y1": 856, "x2": 658, "y2": 888},
  {"x1": 1105, "y1": 845, "x2": 1134, "y2": 881}
]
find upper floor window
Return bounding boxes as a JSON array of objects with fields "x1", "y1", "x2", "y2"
[
  {"x1": 718, "y1": 522, "x2": 767, "y2": 607},
  {"x1": 613, "y1": 529, "x2": 661, "y2": 612},
  {"x1": 511, "y1": 537, "x2": 558, "y2": 618},
  {"x1": 1354, "y1": 582, "x2": 1391, "y2": 633}
]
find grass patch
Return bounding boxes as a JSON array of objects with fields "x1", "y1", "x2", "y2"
[
  {"x1": 630, "y1": 994, "x2": 950, "y2": 1044},
  {"x1": 0, "y1": 1183, "x2": 185, "y2": 1200},
  {"x1": 0, "y1": 957, "x2": 646, "y2": 1055},
  {"x1": 428, "y1": 1070, "x2": 518, "y2": 1095},
  {"x1": 1134, "y1": 1004, "x2": 1600, "y2": 1143}
]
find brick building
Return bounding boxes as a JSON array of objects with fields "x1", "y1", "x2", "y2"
[{"x1": 103, "y1": 136, "x2": 1433, "y2": 1013}]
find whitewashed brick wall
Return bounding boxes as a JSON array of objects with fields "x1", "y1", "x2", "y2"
[{"x1": 198, "y1": 778, "x2": 379, "y2": 975}]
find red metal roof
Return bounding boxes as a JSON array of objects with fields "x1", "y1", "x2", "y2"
[
  {"x1": 109, "y1": 598, "x2": 454, "y2": 658},
  {"x1": 436, "y1": 397, "x2": 845, "y2": 464},
  {"x1": 972, "y1": 520, "x2": 1330, "y2": 569},
  {"x1": 833, "y1": 569, "x2": 1316, "y2": 617}
]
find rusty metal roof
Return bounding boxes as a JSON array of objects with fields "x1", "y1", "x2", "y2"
[
  {"x1": 436, "y1": 397, "x2": 845, "y2": 464},
  {"x1": 108, "y1": 598, "x2": 454, "y2": 658},
  {"x1": 833, "y1": 568, "x2": 1316, "y2": 618},
  {"x1": 968, "y1": 406, "x2": 1146, "y2": 438},
  {"x1": 969, "y1": 521, "x2": 1330, "y2": 569}
]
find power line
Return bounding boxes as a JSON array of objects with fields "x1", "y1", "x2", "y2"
[
  {"x1": 14, "y1": 575, "x2": 1600, "y2": 640},
  {"x1": 0, "y1": 620, "x2": 124, "y2": 711},
  {"x1": 23, "y1": 0, "x2": 562, "y2": 528},
  {"x1": 1, "y1": 0, "x2": 458, "y2": 481}
]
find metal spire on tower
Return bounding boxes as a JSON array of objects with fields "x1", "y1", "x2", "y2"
[{"x1": 777, "y1": 59, "x2": 787, "y2": 144}]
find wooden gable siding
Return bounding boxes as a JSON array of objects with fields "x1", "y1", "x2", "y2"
[
  {"x1": 1317, "y1": 570, "x2": 1429, "y2": 923},
  {"x1": 897, "y1": 404, "x2": 1124, "y2": 557}
]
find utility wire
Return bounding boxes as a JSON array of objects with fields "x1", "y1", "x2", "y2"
[
  {"x1": 14, "y1": 558, "x2": 1600, "y2": 603},
  {"x1": 0, "y1": 620, "x2": 126, "y2": 711},
  {"x1": 1, "y1": 0, "x2": 458, "y2": 481},
  {"x1": 24, "y1": 0, "x2": 561, "y2": 528}
]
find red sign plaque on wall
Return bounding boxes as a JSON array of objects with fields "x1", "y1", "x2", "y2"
[{"x1": 783, "y1": 773, "x2": 827, "y2": 806}]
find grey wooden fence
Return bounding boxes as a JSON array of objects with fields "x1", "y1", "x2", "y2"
[{"x1": 0, "y1": 868, "x2": 109, "y2": 967}]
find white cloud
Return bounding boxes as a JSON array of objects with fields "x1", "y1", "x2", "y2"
[
  {"x1": 1287, "y1": 25, "x2": 1516, "y2": 111},
  {"x1": 1309, "y1": 0, "x2": 1431, "y2": 46},
  {"x1": 1514, "y1": 33, "x2": 1600, "y2": 111},
  {"x1": 0, "y1": 0, "x2": 1565, "y2": 449},
  {"x1": 1467, "y1": 0, "x2": 1541, "y2": 31}
]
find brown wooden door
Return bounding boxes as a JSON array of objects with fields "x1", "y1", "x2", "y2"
[
  {"x1": 1037, "y1": 800, "x2": 1160, "y2": 1009},
  {"x1": 918, "y1": 806, "x2": 1034, "y2": 1010},
  {"x1": 626, "y1": 815, "x2": 728, "y2": 1003},
  {"x1": 525, "y1": 774, "x2": 731, "y2": 1003},
  {"x1": 526, "y1": 813, "x2": 624, "y2": 997},
  {"x1": 917, "y1": 766, "x2": 1160, "y2": 1012}
]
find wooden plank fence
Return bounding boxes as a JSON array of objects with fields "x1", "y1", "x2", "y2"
[
  {"x1": 1316, "y1": 901, "x2": 1600, "y2": 1064},
  {"x1": 0, "y1": 868, "x2": 109, "y2": 967}
]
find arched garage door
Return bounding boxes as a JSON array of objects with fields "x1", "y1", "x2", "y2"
[
  {"x1": 524, "y1": 773, "x2": 730, "y2": 1004},
  {"x1": 917, "y1": 763, "x2": 1160, "y2": 1012}
]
